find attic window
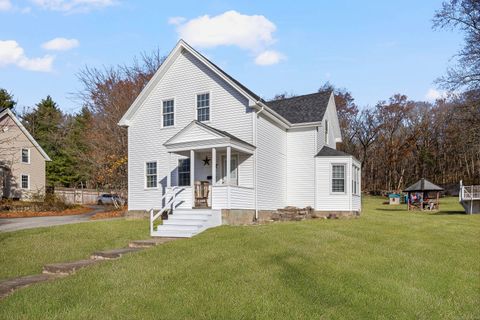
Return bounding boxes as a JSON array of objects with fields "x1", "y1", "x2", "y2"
[
  {"x1": 197, "y1": 93, "x2": 210, "y2": 122},
  {"x1": 21, "y1": 148, "x2": 30, "y2": 164}
]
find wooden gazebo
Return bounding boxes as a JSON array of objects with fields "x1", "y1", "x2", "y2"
[{"x1": 404, "y1": 178, "x2": 444, "y2": 211}]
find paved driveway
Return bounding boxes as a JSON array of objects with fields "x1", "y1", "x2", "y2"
[{"x1": 0, "y1": 206, "x2": 108, "y2": 233}]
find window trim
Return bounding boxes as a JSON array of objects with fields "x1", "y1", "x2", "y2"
[
  {"x1": 21, "y1": 174, "x2": 30, "y2": 190},
  {"x1": 352, "y1": 164, "x2": 360, "y2": 196},
  {"x1": 330, "y1": 163, "x2": 346, "y2": 194},
  {"x1": 144, "y1": 161, "x2": 159, "y2": 190},
  {"x1": 21, "y1": 148, "x2": 30, "y2": 164},
  {"x1": 177, "y1": 158, "x2": 191, "y2": 187},
  {"x1": 161, "y1": 97, "x2": 175, "y2": 128},
  {"x1": 195, "y1": 91, "x2": 211, "y2": 123}
]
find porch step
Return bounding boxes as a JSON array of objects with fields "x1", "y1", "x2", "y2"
[
  {"x1": 171, "y1": 213, "x2": 212, "y2": 220},
  {"x1": 163, "y1": 218, "x2": 208, "y2": 225},
  {"x1": 151, "y1": 229, "x2": 200, "y2": 238},
  {"x1": 156, "y1": 224, "x2": 201, "y2": 231},
  {"x1": 173, "y1": 209, "x2": 213, "y2": 215}
]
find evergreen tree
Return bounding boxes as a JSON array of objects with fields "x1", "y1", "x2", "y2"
[
  {"x1": 0, "y1": 88, "x2": 16, "y2": 110},
  {"x1": 22, "y1": 96, "x2": 76, "y2": 186}
]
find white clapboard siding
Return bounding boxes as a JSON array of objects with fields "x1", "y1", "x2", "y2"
[
  {"x1": 211, "y1": 186, "x2": 228, "y2": 209},
  {"x1": 286, "y1": 128, "x2": 316, "y2": 208},
  {"x1": 315, "y1": 156, "x2": 352, "y2": 211},
  {"x1": 256, "y1": 115, "x2": 287, "y2": 210},
  {"x1": 317, "y1": 95, "x2": 340, "y2": 151},
  {"x1": 230, "y1": 186, "x2": 255, "y2": 209},
  {"x1": 128, "y1": 50, "x2": 253, "y2": 211}
]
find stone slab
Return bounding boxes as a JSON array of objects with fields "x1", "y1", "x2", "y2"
[
  {"x1": 129, "y1": 237, "x2": 178, "y2": 248},
  {"x1": 91, "y1": 247, "x2": 143, "y2": 260},
  {"x1": 43, "y1": 259, "x2": 101, "y2": 275},
  {"x1": 0, "y1": 273, "x2": 62, "y2": 299}
]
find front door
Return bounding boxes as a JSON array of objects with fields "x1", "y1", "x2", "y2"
[{"x1": 221, "y1": 154, "x2": 238, "y2": 185}]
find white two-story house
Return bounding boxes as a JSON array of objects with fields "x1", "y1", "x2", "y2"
[{"x1": 119, "y1": 40, "x2": 361, "y2": 237}]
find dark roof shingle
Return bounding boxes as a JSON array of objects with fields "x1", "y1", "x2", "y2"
[
  {"x1": 266, "y1": 91, "x2": 331, "y2": 124},
  {"x1": 316, "y1": 146, "x2": 352, "y2": 157},
  {"x1": 403, "y1": 178, "x2": 444, "y2": 192}
]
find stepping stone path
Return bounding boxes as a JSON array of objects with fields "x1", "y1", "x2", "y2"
[{"x1": 0, "y1": 237, "x2": 179, "y2": 299}]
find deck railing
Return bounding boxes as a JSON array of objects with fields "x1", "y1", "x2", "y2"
[{"x1": 460, "y1": 185, "x2": 480, "y2": 201}]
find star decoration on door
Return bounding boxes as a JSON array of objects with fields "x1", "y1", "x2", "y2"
[{"x1": 203, "y1": 156, "x2": 210, "y2": 166}]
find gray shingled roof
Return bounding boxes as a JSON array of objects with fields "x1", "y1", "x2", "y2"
[
  {"x1": 266, "y1": 91, "x2": 331, "y2": 124},
  {"x1": 187, "y1": 45, "x2": 262, "y2": 102},
  {"x1": 403, "y1": 178, "x2": 444, "y2": 192},
  {"x1": 316, "y1": 146, "x2": 352, "y2": 157}
]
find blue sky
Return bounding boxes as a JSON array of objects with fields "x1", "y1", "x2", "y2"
[{"x1": 0, "y1": 0, "x2": 462, "y2": 114}]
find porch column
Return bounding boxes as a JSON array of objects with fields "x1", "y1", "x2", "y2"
[
  {"x1": 226, "y1": 146, "x2": 231, "y2": 185},
  {"x1": 190, "y1": 150, "x2": 195, "y2": 207},
  {"x1": 211, "y1": 148, "x2": 216, "y2": 185},
  {"x1": 226, "y1": 146, "x2": 231, "y2": 208},
  {"x1": 167, "y1": 152, "x2": 171, "y2": 188}
]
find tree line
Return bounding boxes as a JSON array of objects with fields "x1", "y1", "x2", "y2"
[{"x1": 0, "y1": 0, "x2": 478, "y2": 192}]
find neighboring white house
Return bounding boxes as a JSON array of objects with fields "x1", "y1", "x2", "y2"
[
  {"x1": 119, "y1": 40, "x2": 361, "y2": 237},
  {"x1": 0, "y1": 108, "x2": 51, "y2": 200}
]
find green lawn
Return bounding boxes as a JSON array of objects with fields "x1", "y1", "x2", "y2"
[
  {"x1": 1, "y1": 197, "x2": 479, "y2": 319},
  {"x1": 0, "y1": 219, "x2": 149, "y2": 280}
]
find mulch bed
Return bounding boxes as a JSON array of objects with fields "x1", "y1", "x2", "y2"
[
  {"x1": 90, "y1": 210, "x2": 125, "y2": 220},
  {"x1": 0, "y1": 206, "x2": 91, "y2": 218}
]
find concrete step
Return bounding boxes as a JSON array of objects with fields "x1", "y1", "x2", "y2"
[
  {"x1": 91, "y1": 247, "x2": 142, "y2": 260},
  {"x1": 128, "y1": 237, "x2": 178, "y2": 248},
  {"x1": 43, "y1": 259, "x2": 101, "y2": 275},
  {"x1": 151, "y1": 229, "x2": 198, "y2": 238}
]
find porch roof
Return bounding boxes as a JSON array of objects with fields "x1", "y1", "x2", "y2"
[{"x1": 163, "y1": 121, "x2": 256, "y2": 154}]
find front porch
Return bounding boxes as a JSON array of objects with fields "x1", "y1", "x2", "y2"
[{"x1": 163, "y1": 120, "x2": 256, "y2": 211}]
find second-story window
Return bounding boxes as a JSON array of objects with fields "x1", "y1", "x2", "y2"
[
  {"x1": 197, "y1": 93, "x2": 210, "y2": 122},
  {"x1": 21, "y1": 148, "x2": 30, "y2": 164},
  {"x1": 324, "y1": 119, "x2": 329, "y2": 144},
  {"x1": 163, "y1": 99, "x2": 174, "y2": 127}
]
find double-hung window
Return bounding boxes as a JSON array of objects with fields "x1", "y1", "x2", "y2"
[
  {"x1": 145, "y1": 162, "x2": 157, "y2": 188},
  {"x1": 21, "y1": 174, "x2": 29, "y2": 189},
  {"x1": 332, "y1": 164, "x2": 345, "y2": 193},
  {"x1": 178, "y1": 159, "x2": 190, "y2": 186},
  {"x1": 162, "y1": 99, "x2": 174, "y2": 127},
  {"x1": 196, "y1": 93, "x2": 210, "y2": 122},
  {"x1": 21, "y1": 148, "x2": 30, "y2": 164},
  {"x1": 352, "y1": 165, "x2": 360, "y2": 195}
]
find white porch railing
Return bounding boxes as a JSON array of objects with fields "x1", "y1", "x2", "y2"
[
  {"x1": 149, "y1": 186, "x2": 184, "y2": 235},
  {"x1": 211, "y1": 185, "x2": 255, "y2": 209},
  {"x1": 460, "y1": 185, "x2": 480, "y2": 201}
]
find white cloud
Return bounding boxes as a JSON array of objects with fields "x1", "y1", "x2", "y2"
[
  {"x1": 425, "y1": 88, "x2": 447, "y2": 101},
  {"x1": 254, "y1": 50, "x2": 285, "y2": 66},
  {"x1": 168, "y1": 16, "x2": 186, "y2": 26},
  {"x1": 176, "y1": 10, "x2": 276, "y2": 51},
  {"x1": 31, "y1": 0, "x2": 116, "y2": 13},
  {"x1": 0, "y1": 0, "x2": 12, "y2": 11},
  {"x1": 42, "y1": 37, "x2": 79, "y2": 51},
  {"x1": 0, "y1": 40, "x2": 53, "y2": 72}
]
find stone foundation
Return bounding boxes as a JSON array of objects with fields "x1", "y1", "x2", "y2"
[
  {"x1": 125, "y1": 210, "x2": 149, "y2": 220},
  {"x1": 221, "y1": 209, "x2": 256, "y2": 225}
]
